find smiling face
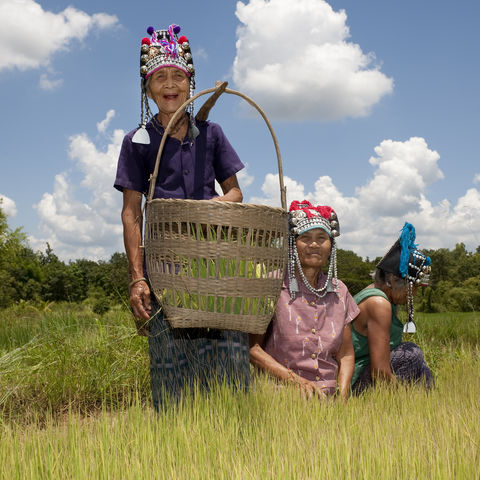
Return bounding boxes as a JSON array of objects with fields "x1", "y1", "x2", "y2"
[
  {"x1": 295, "y1": 228, "x2": 332, "y2": 270},
  {"x1": 146, "y1": 67, "x2": 190, "y2": 117}
]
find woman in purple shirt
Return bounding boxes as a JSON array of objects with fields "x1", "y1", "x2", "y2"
[
  {"x1": 114, "y1": 24, "x2": 249, "y2": 407},
  {"x1": 250, "y1": 201, "x2": 359, "y2": 400}
]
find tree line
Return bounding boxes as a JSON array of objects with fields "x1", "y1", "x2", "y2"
[{"x1": 1, "y1": 207, "x2": 479, "y2": 313}]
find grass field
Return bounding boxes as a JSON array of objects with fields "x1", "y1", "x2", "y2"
[{"x1": 0, "y1": 304, "x2": 479, "y2": 479}]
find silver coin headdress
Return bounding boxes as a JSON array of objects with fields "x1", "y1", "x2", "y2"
[
  {"x1": 132, "y1": 24, "x2": 196, "y2": 144},
  {"x1": 288, "y1": 200, "x2": 340, "y2": 300}
]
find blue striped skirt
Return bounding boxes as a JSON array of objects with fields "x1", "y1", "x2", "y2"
[{"x1": 148, "y1": 305, "x2": 250, "y2": 408}]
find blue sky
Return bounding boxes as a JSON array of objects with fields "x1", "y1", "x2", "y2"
[{"x1": 1, "y1": 0, "x2": 479, "y2": 261}]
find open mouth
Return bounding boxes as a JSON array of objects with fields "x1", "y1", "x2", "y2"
[{"x1": 164, "y1": 94, "x2": 178, "y2": 100}]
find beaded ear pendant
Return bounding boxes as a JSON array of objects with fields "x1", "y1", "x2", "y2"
[
  {"x1": 132, "y1": 124, "x2": 150, "y2": 144},
  {"x1": 289, "y1": 277, "x2": 299, "y2": 293},
  {"x1": 189, "y1": 123, "x2": 200, "y2": 140},
  {"x1": 403, "y1": 321, "x2": 416, "y2": 334}
]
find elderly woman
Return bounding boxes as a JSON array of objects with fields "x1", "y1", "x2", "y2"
[
  {"x1": 250, "y1": 200, "x2": 359, "y2": 400},
  {"x1": 351, "y1": 223, "x2": 434, "y2": 394},
  {"x1": 114, "y1": 24, "x2": 249, "y2": 407}
]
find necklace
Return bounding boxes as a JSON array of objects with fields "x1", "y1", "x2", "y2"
[{"x1": 291, "y1": 241, "x2": 338, "y2": 299}]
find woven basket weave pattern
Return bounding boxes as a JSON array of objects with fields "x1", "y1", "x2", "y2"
[
  {"x1": 144, "y1": 84, "x2": 288, "y2": 334},
  {"x1": 145, "y1": 199, "x2": 288, "y2": 333}
]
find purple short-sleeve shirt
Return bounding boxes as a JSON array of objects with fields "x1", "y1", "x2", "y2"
[
  {"x1": 114, "y1": 119, "x2": 244, "y2": 199},
  {"x1": 264, "y1": 273, "x2": 360, "y2": 395}
]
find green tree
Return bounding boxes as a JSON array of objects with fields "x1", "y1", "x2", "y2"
[
  {"x1": 39, "y1": 244, "x2": 84, "y2": 302},
  {"x1": 337, "y1": 249, "x2": 374, "y2": 295},
  {"x1": 0, "y1": 206, "x2": 44, "y2": 307}
]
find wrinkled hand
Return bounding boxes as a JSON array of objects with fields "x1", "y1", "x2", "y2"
[
  {"x1": 299, "y1": 380, "x2": 328, "y2": 400},
  {"x1": 290, "y1": 372, "x2": 327, "y2": 400},
  {"x1": 129, "y1": 281, "x2": 151, "y2": 320}
]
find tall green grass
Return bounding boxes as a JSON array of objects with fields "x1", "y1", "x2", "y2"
[
  {"x1": 0, "y1": 353, "x2": 479, "y2": 479},
  {"x1": 0, "y1": 303, "x2": 150, "y2": 423},
  {"x1": 0, "y1": 305, "x2": 478, "y2": 479}
]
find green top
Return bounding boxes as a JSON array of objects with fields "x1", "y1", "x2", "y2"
[{"x1": 350, "y1": 287, "x2": 404, "y2": 386}]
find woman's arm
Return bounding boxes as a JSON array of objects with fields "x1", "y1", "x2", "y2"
[
  {"x1": 336, "y1": 325, "x2": 355, "y2": 400},
  {"x1": 363, "y1": 297, "x2": 396, "y2": 383},
  {"x1": 122, "y1": 188, "x2": 151, "y2": 320},
  {"x1": 249, "y1": 334, "x2": 326, "y2": 399},
  {"x1": 215, "y1": 174, "x2": 243, "y2": 202}
]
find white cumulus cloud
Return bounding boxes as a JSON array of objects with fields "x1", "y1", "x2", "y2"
[
  {"x1": 31, "y1": 127, "x2": 480, "y2": 261},
  {"x1": 39, "y1": 73, "x2": 63, "y2": 91},
  {"x1": 237, "y1": 163, "x2": 255, "y2": 189},
  {"x1": 249, "y1": 173, "x2": 306, "y2": 206},
  {"x1": 97, "y1": 109, "x2": 116, "y2": 134},
  {"x1": 233, "y1": 0, "x2": 393, "y2": 121},
  {"x1": 248, "y1": 137, "x2": 480, "y2": 258},
  {"x1": 32, "y1": 115, "x2": 125, "y2": 260},
  {"x1": 0, "y1": 0, "x2": 118, "y2": 72},
  {"x1": 356, "y1": 137, "x2": 444, "y2": 217},
  {"x1": 0, "y1": 194, "x2": 17, "y2": 218}
]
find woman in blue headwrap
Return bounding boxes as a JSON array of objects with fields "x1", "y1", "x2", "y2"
[{"x1": 350, "y1": 223, "x2": 434, "y2": 394}]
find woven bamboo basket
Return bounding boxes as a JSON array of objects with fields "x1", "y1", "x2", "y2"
[{"x1": 144, "y1": 83, "x2": 288, "y2": 334}]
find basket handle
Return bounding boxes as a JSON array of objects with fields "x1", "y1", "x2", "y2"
[{"x1": 146, "y1": 81, "x2": 287, "y2": 210}]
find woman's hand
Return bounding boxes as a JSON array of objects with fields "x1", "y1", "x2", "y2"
[
  {"x1": 289, "y1": 371, "x2": 327, "y2": 400},
  {"x1": 122, "y1": 189, "x2": 152, "y2": 323},
  {"x1": 129, "y1": 280, "x2": 151, "y2": 320},
  {"x1": 249, "y1": 341, "x2": 327, "y2": 400}
]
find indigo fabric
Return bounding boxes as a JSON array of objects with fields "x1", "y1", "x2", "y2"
[
  {"x1": 148, "y1": 305, "x2": 250, "y2": 408},
  {"x1": 352, "y1": 341, "x2": 434, "y2": 395},
  {"x1": 115, "y1": 115, "x2": 248, "y2": 407},
  {"x1": 114, "y1": 119, "x2": 244, "y2": 200}
]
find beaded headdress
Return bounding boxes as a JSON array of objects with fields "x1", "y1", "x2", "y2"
[
  {"x1": 288, "y1": 200, "x2": 340, "y2": 300},
  {"x1": 132, "y1": 24, "x2": 197, "y2": 144},
  {"x1": 377, "y1": 222, "x2": 431, "y2": 332}
]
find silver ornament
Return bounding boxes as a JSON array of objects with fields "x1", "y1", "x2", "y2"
[
  {"x1": 141, "y1": 44, "x2": 149, "y2": 54},
  {"x1": 132, "y1": 125, "x2": 150, "y2": 145},
  {"x1": 140, "y1": 65, "x2": 148, "y2": 75},
  {"x1": 140, "y1": 54, "x2": 149, "y2": 64}
]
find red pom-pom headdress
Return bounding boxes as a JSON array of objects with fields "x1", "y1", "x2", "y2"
[
  {"x1": 287, "y1": 200, "x2": 340, "y2": 300},
  {"x1": 288, "y1": 200, "x2": 339, "y2": 237}
]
